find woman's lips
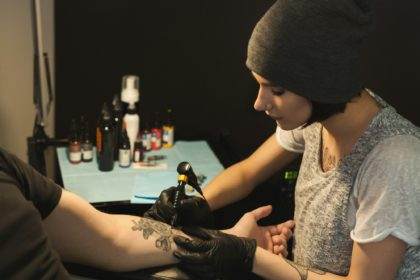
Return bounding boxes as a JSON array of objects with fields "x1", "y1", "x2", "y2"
[{"x1": 265, "y1": 111, "x2": 283, "y2": 121}]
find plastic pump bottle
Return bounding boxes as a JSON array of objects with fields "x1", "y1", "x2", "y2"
[{"x1": 121, "y1": 75, "x2": 140, "y2": 157}]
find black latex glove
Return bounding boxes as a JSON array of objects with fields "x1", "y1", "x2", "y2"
[
  {"x1": 173, "y1": 227, "x2": 257, "y2": 280},
  {"x1": 143, "y1": 187, "x2": 213, "y2": 227}
]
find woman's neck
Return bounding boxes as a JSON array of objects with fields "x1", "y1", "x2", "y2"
[{"x1": 321, "y1": 89, "x2": 381, "y2": 149}]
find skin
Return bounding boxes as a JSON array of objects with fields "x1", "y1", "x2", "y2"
[
  {"x1": 202, "y1": 73, "x2": 304, "y2": 211},
  {"x1": 252, "y1": 72, "x2": 312, "y2": 131},
  {"x1": 320, "y1": 86, "x2": 383, "y2": 172},
  {"x1": 40, "y1": 72, "x2": 299, "y2": 273},
  {"x1": 194, "y1": 71, "x2": 407, "y2": 280},
  {"x1": 226, "y1": 205, "x2": 294, "y2": 257},
  {"x1": 249, "y1": 72, "x2": 407, "y2": 280},
  {"x1": 203, "y1": 134, "x2": 299, "y2": 211},
  {"x1": 42, "y1": 189, "x2": 291, "y2": 272}
]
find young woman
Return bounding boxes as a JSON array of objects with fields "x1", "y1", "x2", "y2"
[{"x1": 169, "y1": 0, "x2": 420, "y2": 279}]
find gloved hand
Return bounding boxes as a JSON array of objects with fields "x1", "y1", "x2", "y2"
[
  {"x1": 143, "y1": 186, "x2": 213, "y2": 227},
  {"x1": 173, "y1": 227, "x2": 257, "y2": 280}
]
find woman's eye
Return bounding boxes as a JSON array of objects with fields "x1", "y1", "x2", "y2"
[{"x1": 272, "y1": 87, "x2": 285, "y2": 96}]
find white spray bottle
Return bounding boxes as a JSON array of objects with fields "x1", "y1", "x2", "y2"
[{"x1": 121, "y1": 75, "x2": 140, "y2": 158}]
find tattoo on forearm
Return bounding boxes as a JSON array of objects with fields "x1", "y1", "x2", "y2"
[
  {"x1": 285, "y1": 259, "x2": 308, "y2": 280},
  {"x1": 131, "y1": 218, "x2": 174, "y2": 252},
  {"x1": 284, "y1": 259, "x2": 326, "y2": 280}
]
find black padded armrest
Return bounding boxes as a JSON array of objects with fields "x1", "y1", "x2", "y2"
[{"x1": 65, "y1": 263, "x2": 191, "y2": 280}]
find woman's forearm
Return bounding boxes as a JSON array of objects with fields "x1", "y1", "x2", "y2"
[
  {"x1": 203, "y1": 162, "x2": 256, "y2": 211},
  {"x1": 253, "y1": 247, "x2": 300, "y2": 280},
  {"x1": 252, "y1": 247, "x2": 346, "y2": 280}
]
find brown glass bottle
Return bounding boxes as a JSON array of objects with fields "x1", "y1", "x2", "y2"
[
  {"x1": 68, "y1": 118, "x2": 82, "y2": 164},
  {"x1": 81, "y1": 119, "x2": 93, "y2": 162},
  {"x1": 141, "y1": 119, "x2": 152, "y2": 152},
  {"x1": 118, "y1": 128, "x2": 131, "y2": 168},
  {"x1": 133, "y1": 135, "x2": 144, "y2": 163}
]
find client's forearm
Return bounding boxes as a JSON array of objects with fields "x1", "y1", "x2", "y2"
[
  {"x1": 43, "y1": 190, "x2": 185, "y2": 272},
  {"x1": 100, "y1": 214, "x2": 185, "y2": 271}
]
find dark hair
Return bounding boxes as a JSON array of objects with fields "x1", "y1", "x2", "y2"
[{"x1": 304, "y1": 91, "x2": 362, "y2": 126}]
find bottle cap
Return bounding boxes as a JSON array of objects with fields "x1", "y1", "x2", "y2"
[
  {"x1": 112, "y1": 94, "x2": 123, "y2": 111},
  {"x1": 102, "y1": 103, "x2": 111, "y2": 120},
  {"x1": 121, "y1": 75, "x2": 139, "y2": 105}
]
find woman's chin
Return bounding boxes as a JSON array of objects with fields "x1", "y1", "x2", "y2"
[{"x1": 276, "y1": 119, "x2": 299, "y2": 131}]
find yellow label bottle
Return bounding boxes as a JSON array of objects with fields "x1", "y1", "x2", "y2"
[{"x1": 162, "y1": 108, "x2": 174, "y2": 148}]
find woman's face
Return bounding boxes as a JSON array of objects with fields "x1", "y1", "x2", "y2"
[{"x1": 252, "y1": 72, "x2": 312, "y2": 130}]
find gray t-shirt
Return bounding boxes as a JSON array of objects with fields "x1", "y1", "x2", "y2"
[{"x1": 275, "y1": 91, "x2": 420, "y2": 278}]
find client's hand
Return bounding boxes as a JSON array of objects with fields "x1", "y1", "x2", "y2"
[
  {"x1": 224, "y1": 205, "x2": 294, "y2": 256},
  {"x1": 143, "y1": 186, "x2": 213, "y2": 227},
  {"x1": 173, "y1": 227, "x2": 257, "y2": 280}
]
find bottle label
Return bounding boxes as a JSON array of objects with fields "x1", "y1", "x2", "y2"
[
  {"x1": 69, "y1": 151, "x2": 82, "y2": 163},
  {"x1": 133, "y1": 150, "x2": 142, "y2": 162},
  {"x1": 151, "y1": 128, "x2": 162, "y2": 150},
  {"x1": 82, "y1": 150, "x2": 93, "y2": 161},
  {"x1": 162, "y1": 126, "x2": 174, "y2": 148},
  {"x1": 96, "y1": 127, "x2": 102, "y2": 152},
  {"x1": 142, "y1": 132, "x2": 152, "y2": 151},
  {"x1": 119, "y1": 149, "x2": 131, "y2": 167},
  {"x1": 124, "y1": 114, "x2": 139, "y2": 155}
]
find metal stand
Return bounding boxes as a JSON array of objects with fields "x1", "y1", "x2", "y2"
[{"x1": 27, "y1": 0, "x2": 67, "y2": 175}]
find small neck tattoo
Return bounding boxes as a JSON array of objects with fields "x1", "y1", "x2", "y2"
[{"x1": 322, "y1": 146, "x2": 336, "y2": 172}]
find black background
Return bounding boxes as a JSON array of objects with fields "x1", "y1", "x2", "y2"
[{"x1": 55, "y1": 0, "x2": 420, "y2": 226}]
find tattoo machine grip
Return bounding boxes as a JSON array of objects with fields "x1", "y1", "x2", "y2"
[
  {"x1": 171, "y1": 177, "x2": 187, "y2": 226},
  {"x1": 171, "y1": 161, "x2": 204, "y2": 227}
]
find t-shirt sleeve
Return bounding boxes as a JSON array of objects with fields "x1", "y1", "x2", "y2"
[
  {"x1": 0, "y1": 147, "x2": 62, "y2": 219},
  {"x1": 350, "y1": 135, "x2": 420, "y2": 246},
  {"x1": 275, "y1": 126, "x2": 305, "y2": 153},
  {"x1": 0, "y1": 181, "x2": 70, "y2": 279}
]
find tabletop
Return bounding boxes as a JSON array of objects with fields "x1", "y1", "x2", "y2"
[{"x1": 56, "y1": 141, "x2": 224, "y2": 204}]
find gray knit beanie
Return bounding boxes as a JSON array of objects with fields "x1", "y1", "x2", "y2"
[{"x1": 246, "y1": 0, "x2": 373, "y2": 103}]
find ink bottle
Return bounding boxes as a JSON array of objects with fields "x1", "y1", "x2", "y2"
[
  {"x1": 151, "y1": 112, "x2": 162, "y2": 150},
  {"x1": 68, "y1": 118, "x2": 82, "y2": 164},
  {"x1": 162, "y1": 108, "x2": 174, "y2": 148},
  {"x1": 119, "y1": 128, "x2": 131, "y2": 168},
  {"x1": 133, "y1": 135, "x2": 144, "y2": 163}
]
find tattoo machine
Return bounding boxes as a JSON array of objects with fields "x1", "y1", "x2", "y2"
[{"x1": 171, "y1": 161, "x2": 202, "y2": 227}]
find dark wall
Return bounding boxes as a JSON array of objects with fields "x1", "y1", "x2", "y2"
[
  {"x1": 56, "y1": 0, "x2": 420, "y2": 159},
  {"x1": 55, "y1": 1, "x2": 420, "y2": 226},
  {"x1": 55, "y1": 0, "x2": 277, "y2": 161},
  {"x1": 360, "y1": 1, "x2": 420, "y2": 124}
]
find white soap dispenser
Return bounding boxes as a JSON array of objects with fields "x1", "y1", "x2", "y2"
[{"x1": 121, "y1": 75, "x2": 140, "y2": 158}]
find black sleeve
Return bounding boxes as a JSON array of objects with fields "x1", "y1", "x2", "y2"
[
  {"x1": 0, "y1": 147, "x2": 62, "y2": 219},
  {"x1": 0, "y1": 180, "x2": 70, "y2": 279}
]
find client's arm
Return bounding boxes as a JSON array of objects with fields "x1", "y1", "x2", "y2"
[{"x1": 43, "y1": 189, "x2": 184, "y2": 272}]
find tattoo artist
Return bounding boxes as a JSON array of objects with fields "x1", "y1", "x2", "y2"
[{"x1": 146, "y1": 0, "x2": 420, "y2": 279}]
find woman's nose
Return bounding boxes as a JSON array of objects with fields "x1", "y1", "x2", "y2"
[{"x1": 254, "y1": 88, "x2": 268, "y2": 111}]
